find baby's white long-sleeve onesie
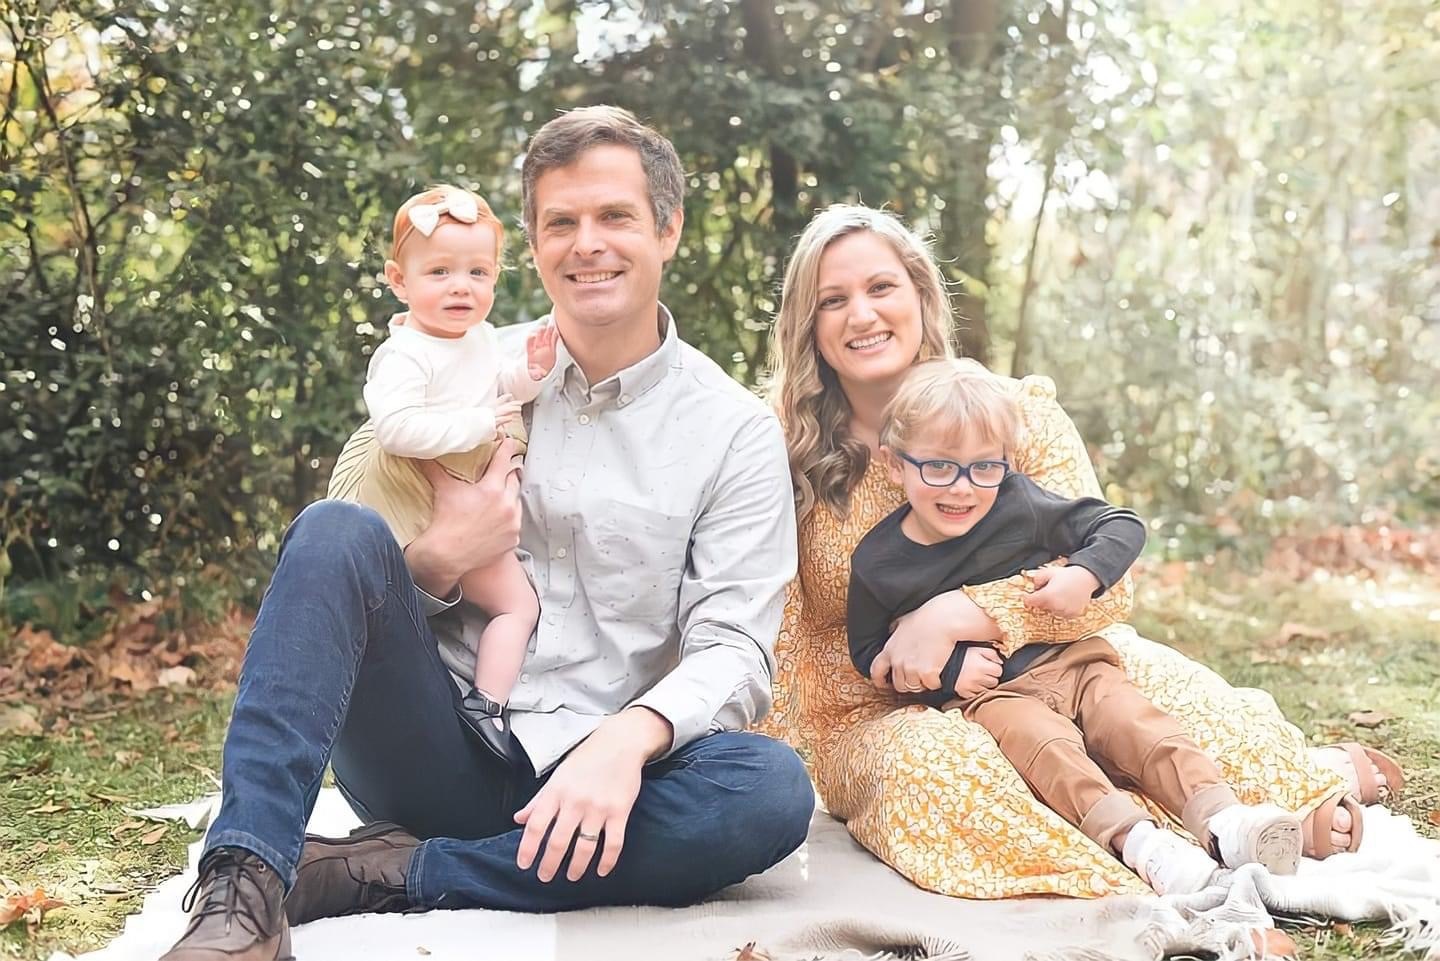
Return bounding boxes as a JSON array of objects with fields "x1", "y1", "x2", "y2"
[{"x1": 363, "y1": 314, "x2": 543, "y2": 460}]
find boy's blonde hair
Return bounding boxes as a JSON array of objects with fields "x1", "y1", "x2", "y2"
[
  {"x1": 390, "y1": 184, "x2": 505, "y2": 263},
  {"x1": 880, "y1": 358, "x2": 1021, "y2": 454}
]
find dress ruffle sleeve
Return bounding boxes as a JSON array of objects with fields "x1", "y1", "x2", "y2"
[{"x1": 960, "y1": 375, "x2": 1133, "y2": 654}]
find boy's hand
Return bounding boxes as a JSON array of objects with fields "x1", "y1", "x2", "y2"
[
  {"x1": 493, "y1": 394, "x2": 523, "y2": 435},
  {"x1": 526, "y1": 323, "x2": 559, "y2": 380},
  {"x1": 1023, "y1": 564, "x2": 1102, "y2": 617},
  {"x1": 953, "y1": 646, "x2": 1004, "y2": 700}
]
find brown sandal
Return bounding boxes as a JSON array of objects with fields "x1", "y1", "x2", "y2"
[
  {"x1": 1324, "y1": 742, "x2": 1406, "y2": 803},
  {"x1": 1303, "y1": 791, "x2": 1365, "y2": 858}
]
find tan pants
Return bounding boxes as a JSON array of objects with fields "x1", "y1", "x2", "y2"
[
  {"x1": 962, "y1": 637, "x2": 1237, "y2": 853},
  {"x1": 326, "y1": 419, "x2": 527, "y2": 547}
]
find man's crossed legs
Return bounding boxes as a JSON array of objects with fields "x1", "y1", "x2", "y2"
[{"x1": 163, "y1": 501, "x2": 814, "y2": 960}]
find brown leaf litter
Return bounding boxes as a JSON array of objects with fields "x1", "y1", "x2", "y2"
[{"x1": 0, "y1": 599, "x2": 251, "y2": 722}]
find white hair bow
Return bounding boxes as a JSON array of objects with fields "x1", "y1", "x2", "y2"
[{"x1": 408, "y1": 193, "x2": 480, "y2": 237}]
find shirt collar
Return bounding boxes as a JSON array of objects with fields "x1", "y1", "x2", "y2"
[{"x1": 553, "y1": 304, "x2": 680, "y2": 405}]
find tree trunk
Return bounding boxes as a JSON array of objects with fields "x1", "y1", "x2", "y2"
[{"x1": 941, "y1": 0, "x2": 1005, "y2": 363}]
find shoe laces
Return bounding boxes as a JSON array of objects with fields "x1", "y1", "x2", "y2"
[
  {"x1": 181, "y1": 851, "x2": 272, "y2": 937},
  {"x1": 349, "y1": 861, "x2": 410, "y2": 914}
]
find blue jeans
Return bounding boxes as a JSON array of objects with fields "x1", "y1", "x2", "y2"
[{"x1": 204, "y1": 500, "x2": 814, "y2": 912}]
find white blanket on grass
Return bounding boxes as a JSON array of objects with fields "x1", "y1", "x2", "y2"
[{"x1": 58, "y1": 789, "x2": 1440, "y2": 961}]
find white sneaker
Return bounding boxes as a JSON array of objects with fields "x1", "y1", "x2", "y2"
[
  {"x1": 1207, "y1": 803, "x2": 1303, "y2": 875},
  {"x1": 1122, "y1": 820, "x2": 1220, "y2": 896}
]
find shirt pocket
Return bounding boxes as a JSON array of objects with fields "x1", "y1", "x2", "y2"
[{"x1": 588, "y1": 502, "x2": 692, "y2": 624}]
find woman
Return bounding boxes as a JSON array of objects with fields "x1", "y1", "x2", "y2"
[{"x1": 760, "y1": 204, "x2": 1389, "y2": 898}]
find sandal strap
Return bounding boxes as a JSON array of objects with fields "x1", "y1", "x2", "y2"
[
  {"x1": 461, "y1": 689, "x2": 504, "y2": 717},
  {"x1": 1342, "y1": 743, "x2": 1378, "y2": 801}
]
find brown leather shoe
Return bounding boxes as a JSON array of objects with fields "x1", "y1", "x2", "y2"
[
  {"x1": 285, "y1": 821, "x2": 420, "y2": 925},
  {"x1": 160, "y1": 848, "x2": 291, "y2": 961}
]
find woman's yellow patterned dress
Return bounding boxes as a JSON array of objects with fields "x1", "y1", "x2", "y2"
[{"x1": 760, "y1": 375, "x2": 1345, "y2": 898}]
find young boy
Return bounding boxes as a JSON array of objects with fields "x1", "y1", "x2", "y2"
[{"x1": 847, "y1": 358, "x2": 1303, "y2": 895}]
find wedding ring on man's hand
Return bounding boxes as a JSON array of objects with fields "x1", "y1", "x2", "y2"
[{"x1": 578, "y1": 831, "x2": 601, "y2": 842}]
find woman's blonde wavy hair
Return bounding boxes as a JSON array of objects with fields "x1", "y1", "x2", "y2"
[{"x1": 767, "y1": 204, "x2": 956, "y2": 522}]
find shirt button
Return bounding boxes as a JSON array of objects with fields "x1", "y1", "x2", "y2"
[
  {"x1": 546, "y1": 613, "x2": 559, "y2": 625},
  {"x1": 619, "y1": 393, "x2": 632, "y2": 406},
  {"x1": 520, "y1": 673, "x2": 531, "y2": 684},
  {"x1": 556, "y1": 547, "x2": 568, "y2": 558},
  {"x1": 578, "y1": 413, "x2": 592, "y2": 425}
]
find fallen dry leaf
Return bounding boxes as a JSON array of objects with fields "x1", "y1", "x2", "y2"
[
  {"x1": 108, "y1": 659, "x2": 157, "y2": 692},
  {"x1": 28, "y1": 800, "x2": 67, "y2": 815},
  {"x1": 0, "y1": 888, "x2": 65, "y2": 929},
  {"x1": 1347, "y1": 710, "x2": 1392, "y2": 728},
  {"x1": 1249, "y1": 926, "x2": 1297, "y2": 958},
  {"x1": 1427, "y1": 810, "x2": 1440, "y2": 828},
  {"x1": 110, "y1": 819, "x2": 147, "y2": 840},
  {"x1": 735, "y1": 943, "x2": 775, "y2": 961},
  {"x1": 1333, "y1": 922, "x2": 1354, "y2": 937},
  {"x1": 140, "y1": 824, "x2": 170, "y2": 846},
  {"x1": 0, "y1": 704, "x2": 43, "y2": 736},
  {"x1": 1259, "y1": 622, "x2": 1330, "y2": 650}
]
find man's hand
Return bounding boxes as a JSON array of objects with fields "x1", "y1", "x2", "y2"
[
  {"x1": 1023, "y1": 564, "x2": 1102, "y2": 617},
  {"x1": 953, "y1": 646, "x2": 1004, "y2": 700},
  {"x1": 514, "y1": 707, "x2": 672, "y2": 883},
  {"x1": 403, "y1": 437, "x2": 523, "y2": 597},
  {"x1": 526, "y1": 323, "x2": 559, "y2": 381},
  {"x1": 870, "y1": 590, "x2": 1002, "y2": 693}
]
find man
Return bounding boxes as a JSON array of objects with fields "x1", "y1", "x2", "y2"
[{"x1": 162, "y1": 106, "x2": 812, "y2": 961}]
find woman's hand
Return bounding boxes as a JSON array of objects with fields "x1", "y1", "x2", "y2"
[{"x1": 870, "y1": 590, "x2": 1002, "y2": 693}]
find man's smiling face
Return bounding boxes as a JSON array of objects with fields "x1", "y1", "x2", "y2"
[{"x1": 530, "y1": 143, "x2": 681, "y2": 334}]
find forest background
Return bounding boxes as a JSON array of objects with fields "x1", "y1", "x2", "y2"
[
  {"x1": 1, "y1": 1, "x2": 1439, "y2": 956},
  {"x1": 4, "y1": 0, "x2": 1439, "y2": 630}
]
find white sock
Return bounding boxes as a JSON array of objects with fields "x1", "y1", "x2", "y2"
[{"x1": 1121, "y1": 819, "x2": 1159, "y2": 870}]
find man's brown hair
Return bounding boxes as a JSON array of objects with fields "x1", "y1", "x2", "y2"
[{"x1": 521, "y1": 105, "x2": 685, "y2": 244}]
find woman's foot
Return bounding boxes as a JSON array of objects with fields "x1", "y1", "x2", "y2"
[
  {"x1": 1312, "y1": 744, "x2": 1392, "y2": 801},
  {"x1": 1307, "y1": 742, "x2": 1404, "y2": 854},
  {"x1": 1302, "y1": 792, "x2": 1365, "y2": 858}
]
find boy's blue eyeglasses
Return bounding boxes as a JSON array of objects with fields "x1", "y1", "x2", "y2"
[{"x1": 896, "y1": 452, "x2": 1011, "y2": 488}]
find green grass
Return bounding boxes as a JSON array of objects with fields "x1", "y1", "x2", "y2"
[
  {"x1": 2, "y1": 559, "x2": 1437, "y2": 959},
  {"x1": 1130, "y1": 562, "x2": 1440, "y2": 959},
  {"x1": 0, "y1": 692, "x2": 233, "y2": 959}
]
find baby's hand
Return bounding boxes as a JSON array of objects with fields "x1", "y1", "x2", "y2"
[
  {"x1": 953, "y1": 646, "x2": 1004, "y2": 700},
  {"x1": 1023, "y1": 564, "x2": 1102, "y2": 617},
  {"x1": 493, "y1": 394, "x2": 523, "y2": 435},
  {"x1": 526, "y1": 323, "x2": 559, "y2": 381}
]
